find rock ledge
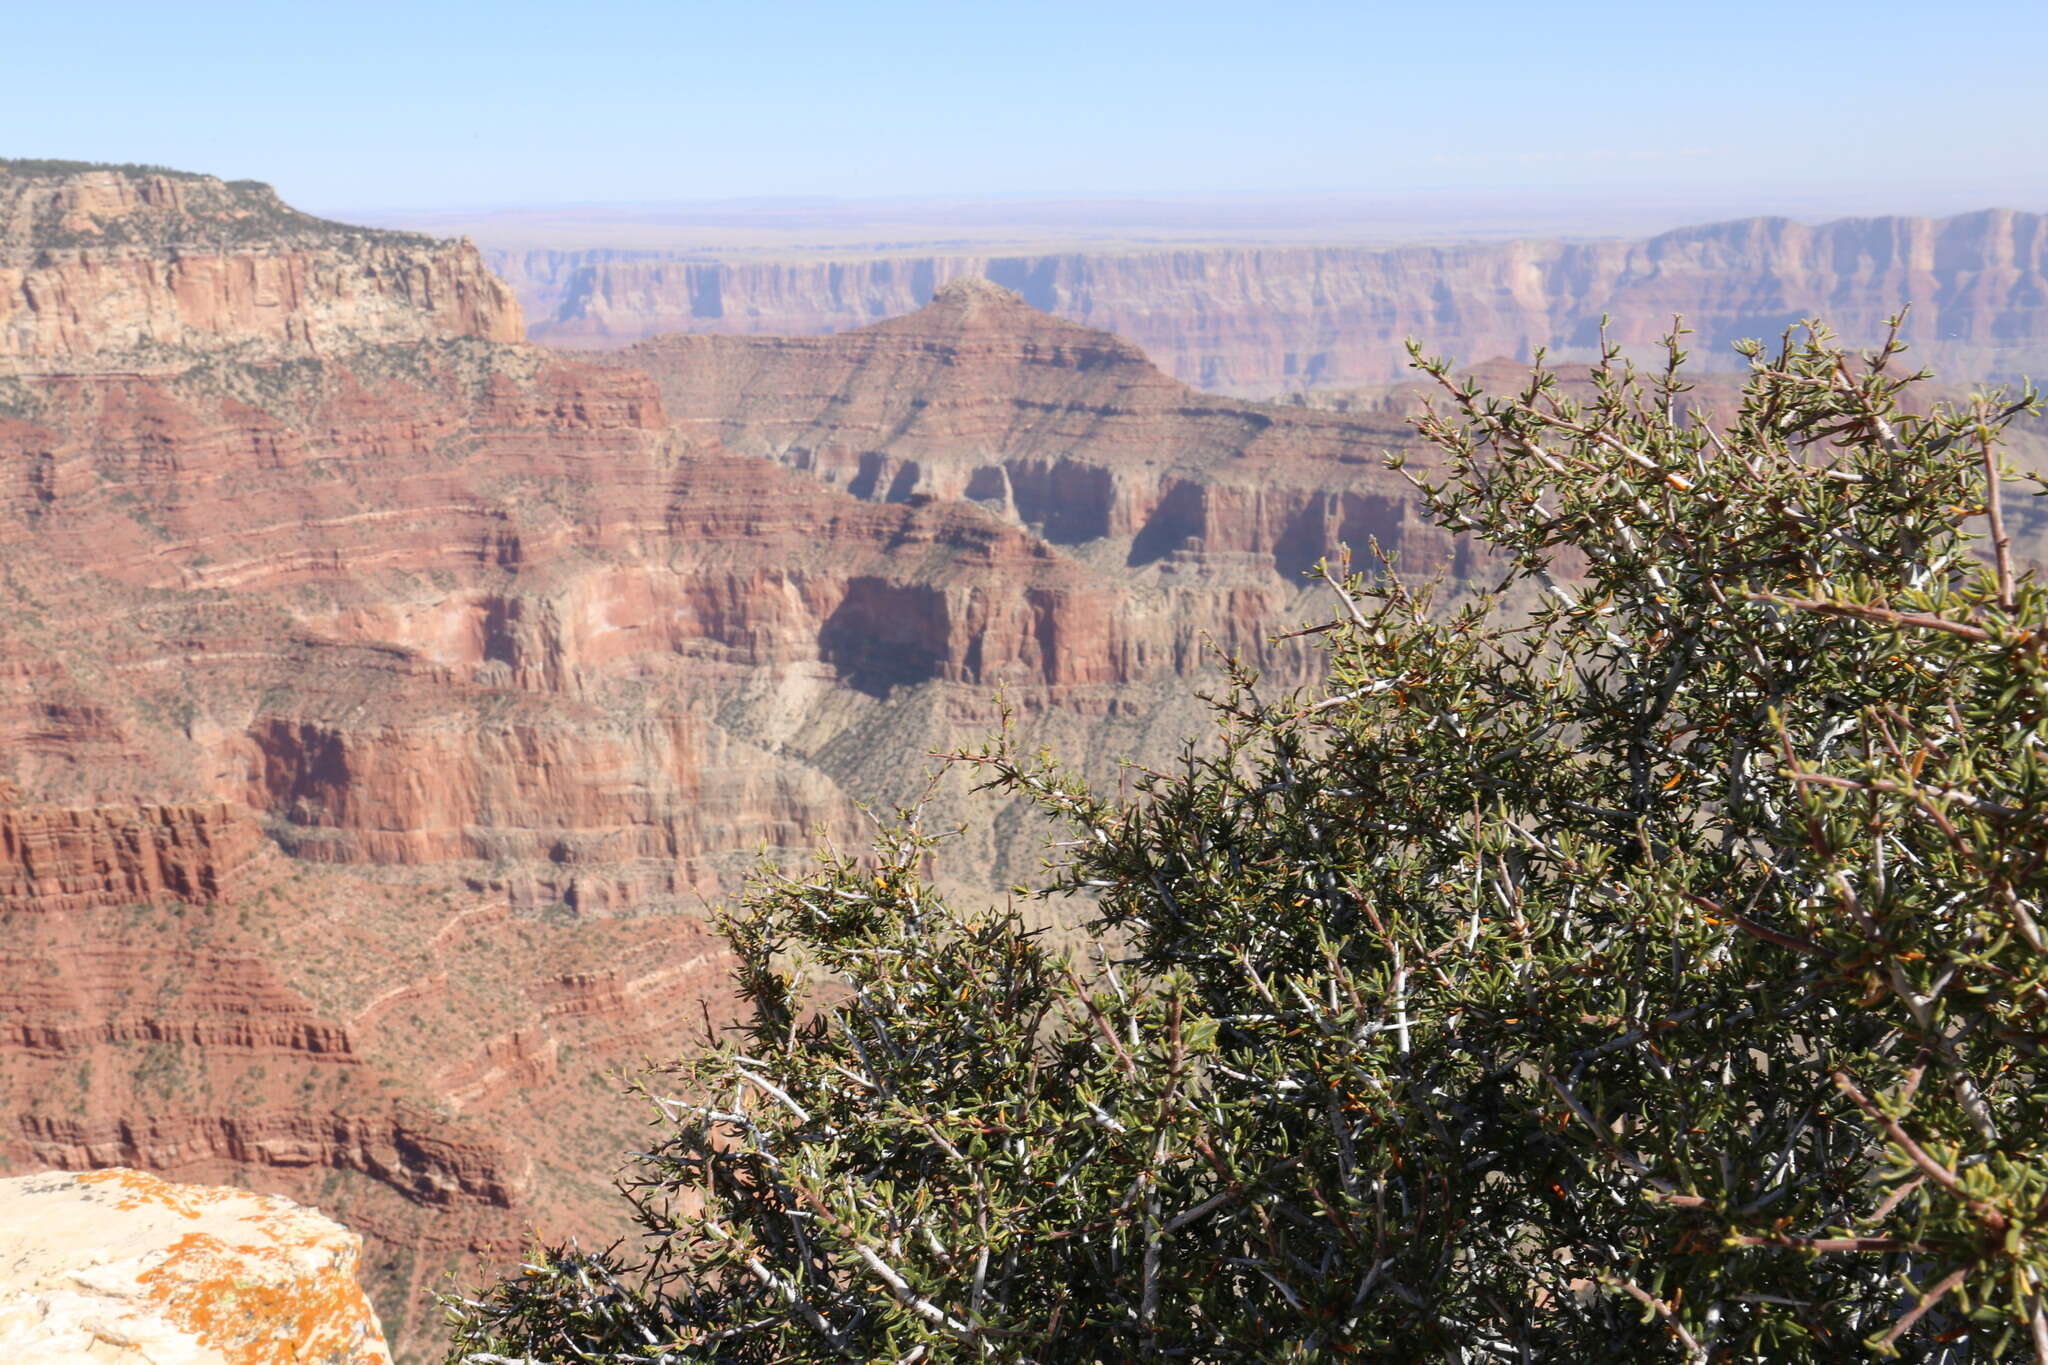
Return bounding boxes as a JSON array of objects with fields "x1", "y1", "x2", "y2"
[{"x1": 0, "y1": 1167, "x2": 391, "y2": 1363}]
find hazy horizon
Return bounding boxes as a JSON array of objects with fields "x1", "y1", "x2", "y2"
[{"x1": 347, "y1": 185, "x2": 2044, "y2": 260}]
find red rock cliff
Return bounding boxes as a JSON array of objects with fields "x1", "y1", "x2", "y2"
[
  {"x1": 612, "y1": 278, "x2": 1466, "y2": 582},
  {"x1": 0, "y1": 799, "x2": 258, "y2": 913},
  {"x1": 0, "y1": 165, "x2": 1486, "y2": 1362}
]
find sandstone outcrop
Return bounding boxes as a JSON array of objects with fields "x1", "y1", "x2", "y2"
[
  {"x1": 1, "y1": 160, "x2": 522, "y2": 369},
  {"x1": 0, "y1": 1166, "x2": 391, "y2": 1363},
  {"x1": 0, "y1": 800, "x2": 259, "y2": 912},
  {"x1": 613, "y1": 277, "x2": 1464, "y2": 583},
  {"x1": 503, "y1": 209, "x2": 2048, "y2": 393}
]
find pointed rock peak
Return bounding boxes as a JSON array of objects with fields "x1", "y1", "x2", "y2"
[
  {"x1": 868, "y1": 275, "x2": 1041, "y2": 335},
  {"x1": 871, "y1": 273, "x2": 1147, "y2": 360},
  {"x1": 853, "y1": 270, "x2": 1159, "y2": 370},
  {"x1": 928, "y1": 276, "x2": 1028, "y2": 310}
]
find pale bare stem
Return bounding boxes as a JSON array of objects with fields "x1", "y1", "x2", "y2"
[
  {"x1": 1789, "y1": 769, "x2": 2032, "y2": 824},
  {"x1": 1319, "y1": 560, "x2": 1376, "y2": 633},
  {"x1": 1830, "y1": 1072, "x2": 2012, "y2": 1239},
  {"x1": 1159, "y1": 1155, "x2": 1304, "y2": 1236},
  {"x1": 1302, "y1": 681, "x2": 1399, "y2": 715},
  {"x1": 700, "y1": 1217, "x2": 852, "y2": 1355},
  {"x1": 1326, "y1": 1095, "x2": 1362, "y2": 1206},
  {"x1": 849, "y1": 1242, "x2": 976, "y2": 1337},
  {"x1": 1065, "y1": 965, "x2": 1138, "y2": 1078},
  {"x1": 1544, "y1": 1072, "x2": 1648, "y2": 1176},
  {"x1": 1879, "y1": 1266, "x2": 1969, "y2": 1350},
  {"x1": 1605, "y1": 1277, "x2": 1705, "y2": 1363},
  {"x1": 2031, "y1": 1298, "x2": 2048, "y2": 1365},
  {"x1": 1865, "y1": 1175, "x2": 1926, "y2": 1226},
  {"x1": 1877, "y1": 309, "x2": 1907, "y2": 372},
  {"x1": 1725, "y1": 1233, "x2": 1915, "y2": 1252},
  {"x1": 1680, "y1": 888, "x2": 1826, "y2": 957},
  {"x1": 1390, "y1": 941, "x2": 1410, "y2": 1056},
  {"x1": 1140, "y1": 1180, "x2": 1163, "y2": 1337},
  {"x1": 1745, "y1": 591, "x2": 2000, "y2": 645},
  {"x1": 1979, "y1": 419, "x2": 2017, "y2": 611},
  {"x1": 736, "y1": 1068, "x2": 812, "y2": 1124},
  {"x1": 1467, "y1": 791, "x2": 1483, "y2": 949},
  {"x1": 786, "y1": 1179, "x2": 979, "y2": 1343},
  {"x1": 1663, "y1": 316, "x2": 1685, "y2": 427}
]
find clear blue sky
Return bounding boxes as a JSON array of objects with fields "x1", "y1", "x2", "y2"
[{"x1": 7, "y1": 0, "x2": 2043, "y2": 215}]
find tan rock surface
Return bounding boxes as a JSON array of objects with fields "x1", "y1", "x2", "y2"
[
  {"x1": 1, "y1": 161, "x2": 521, "y2": 370},
  {"x1": 0, "y1": 1166, "x2": 390, "y2": 1363}
]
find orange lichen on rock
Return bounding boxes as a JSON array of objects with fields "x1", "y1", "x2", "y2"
[{"x1": 0, "y1": 1167, "x2": 391, "y2": 1363}]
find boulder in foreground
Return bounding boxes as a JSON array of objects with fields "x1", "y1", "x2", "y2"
[{"x1": 0, "y1": 1167, "x2": 391, "y2": 1364}]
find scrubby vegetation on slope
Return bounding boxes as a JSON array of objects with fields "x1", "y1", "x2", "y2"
[{"x1": 448, "y1": 320, "x2": 2048, "y2": 1362}]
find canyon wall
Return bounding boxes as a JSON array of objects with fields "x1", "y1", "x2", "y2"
[
  {"x1": 0, "y1": 800, "x2": 258, "y2": 912},
  {"x1": 497, "y1": 209, "x2": 2048, "y2": 393},
  {"x1": 1, "y1": 162, "x2": 1472, "y2": 1361},
  {"x1": 611, "y1": 276, "x2": 1466, "y2": 584},
  {"x1": 21, "y1": 163, "x2": 2036, "y2": 1361},
  {"x1": 2, "y1": 161, "x2": 522, "y2": 368}
]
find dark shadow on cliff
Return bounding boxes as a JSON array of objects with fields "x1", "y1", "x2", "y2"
[
  {"x1": 818, "y1": 579, "x2": 952, "y2": 698},
  {"x1": 1127, "y1": 481, "x2": 1206, "y2": 567}
]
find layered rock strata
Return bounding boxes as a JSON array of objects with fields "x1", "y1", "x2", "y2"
[
  {"x1": 12, "y1": 160, "x2": 2048, "y2": 1362},
  {"x1": 0, "y1": 800, "x2": 258, "y2": 912},
  {"x1": 0, "y1": 162, "x2": 1486, "y2": 1361},
  {"x1": 613, "y1": 276, "x2": 1464, "y2": 583},
  {"x1": 1, "y1": 160, "x2": 521, "y2": 368},
  {"x1": 504, "y1": 209, "x2": 2048, "y2": 392}
]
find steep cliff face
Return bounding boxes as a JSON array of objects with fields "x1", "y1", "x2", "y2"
[
  {"x1": 1, "y1": 161, "x2": 522, "y2": 368},
  {"x1": 0, "y1": 170, "x2": 1479, "y2": 1360},
  {"x1": 614, "y1": 277, "x2": 1465, "y2": 582},
  {"x1": 504, "y1": 209, "x2": 2048, "y2": 392},
  {"x1": 0, "y1": 800, "x2": 258, "y2": 913},
  {"x1": 0, "y1": 796, "x2": 740, "y2": 1357}
]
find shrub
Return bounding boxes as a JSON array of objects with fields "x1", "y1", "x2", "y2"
[{"x1": 446, "y1": 321, "x2": 2047, "y2": 1362}]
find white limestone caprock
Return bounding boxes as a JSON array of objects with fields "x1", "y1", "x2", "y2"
[{"x1": 0, "y1": 1167, "x2": 392, "y2": 1364}]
